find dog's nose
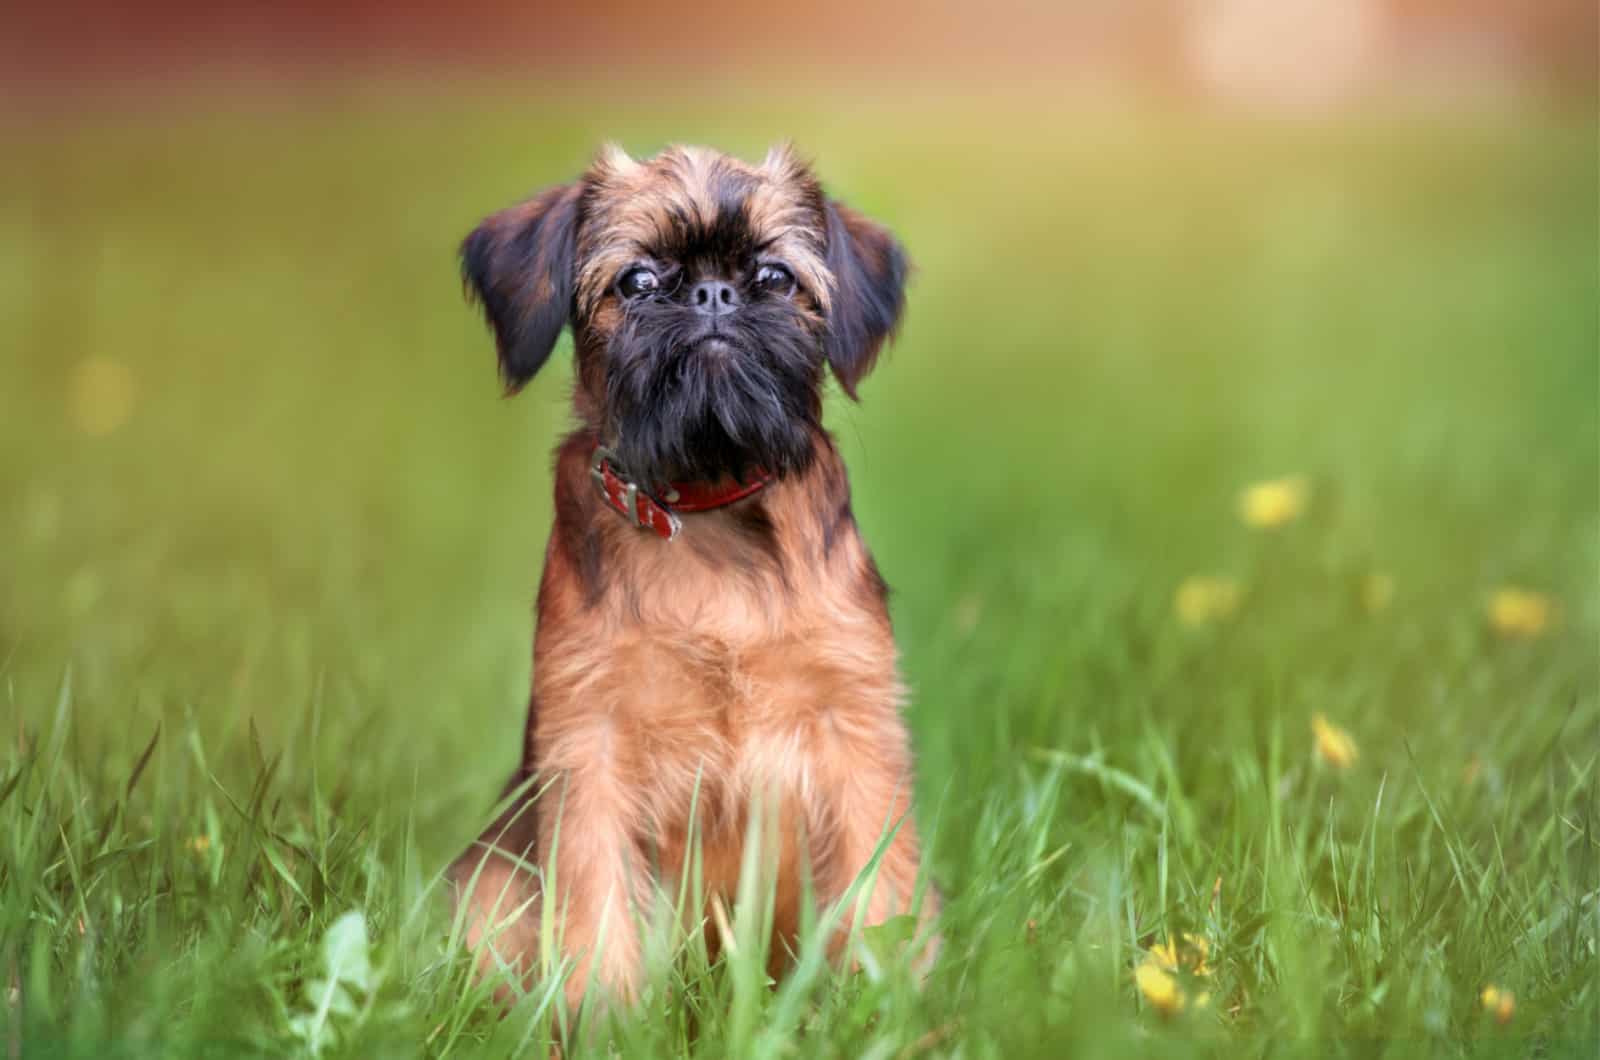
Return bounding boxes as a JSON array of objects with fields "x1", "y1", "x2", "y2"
[{"x1": 690, "y1": 280, "x2": 741, "y2": 317}]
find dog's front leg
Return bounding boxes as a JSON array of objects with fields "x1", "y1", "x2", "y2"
[
  {"x1": 539, "y1": 764, "x2": 649, "y2": 1014},
  {"x1": 775, "y1": 707, "x2": 941, "y2": 967},
  {"x1": 819, "y1": 757, "x2": 940, "y2": 959}
]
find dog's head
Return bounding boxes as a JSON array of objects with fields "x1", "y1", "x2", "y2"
[{"x1": 461, "y1": 144, "x2": 907, "y2": 485}]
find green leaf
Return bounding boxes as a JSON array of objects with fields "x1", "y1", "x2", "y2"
[{"x1": 288, "y1": 911, "x2": 375, "y2": 1055}]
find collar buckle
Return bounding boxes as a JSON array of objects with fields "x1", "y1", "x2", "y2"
[{"x1": 590, "y1": 446, "x2": 681, "y2": 540}]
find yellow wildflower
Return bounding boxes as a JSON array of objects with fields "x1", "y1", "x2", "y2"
[
  {"x1": 1175, "y1": 576, "x2": 1241, "y2": 627},
  {"x1": 1312, "y1": 713, "x2": 1358, "y2": 770},
  {"x1": 67, "y1": 355, "x2": 137, "y2": 437},
  {"x1": 1148, "y1": 933, "x2": 1210, "y2": 976},
  {"x1": 1238, "y1": 475, "x2": 1309, "y2": 529},
  {"x1": 1480, "y1": 985, "x2": 1515, "y2": 1024},
  {"x1": 187, "y1": 835, "x2": 212, "y2": 855},
  {"x1": 1136, "y1": 960, "x2": 1182, "y2": 1015},
  {"x1": 1361, "y1": 573, "x2": 1395, "y2": 614},
  {"x1": 1487, "y1": 588, "x2": 1554, "y2": 638},
  {"x1": 1136, "y1": 933, "x2": 1212, "y2": 1016}
]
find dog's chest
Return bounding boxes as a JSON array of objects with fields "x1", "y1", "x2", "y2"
[
  {"x1": 610, "y1": 621, "x2": 853, "y2": 829},
  {"x1": 599, "y1": 609, "x2": 828, "y2": 754},
  {"x1": 535, "y1": 553, "x2": 888, "y2": 819}
]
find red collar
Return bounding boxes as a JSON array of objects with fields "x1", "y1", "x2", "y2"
[{"x1": 589, "y1": 445, "x2": 773, "y2": 540}]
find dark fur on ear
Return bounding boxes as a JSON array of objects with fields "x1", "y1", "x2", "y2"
[
  {"x1": 822, "y1": 201, "x2": 908, "y2": 399},
  {"x1": 461, "y1": 183, "x2": 583, "y2": 393}
]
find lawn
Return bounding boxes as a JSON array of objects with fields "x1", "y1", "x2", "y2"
[{"x1": 1, "y1": 91, "x2": 1595, "y2": 1058}]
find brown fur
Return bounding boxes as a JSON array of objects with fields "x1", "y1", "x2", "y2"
[{"x1": 449, "y1": 144, "x2": 938, "y2": 1015}]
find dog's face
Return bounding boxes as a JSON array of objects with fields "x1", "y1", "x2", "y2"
[{"x1": 461, "y1": 145, "x2": 907, "y2": 485}]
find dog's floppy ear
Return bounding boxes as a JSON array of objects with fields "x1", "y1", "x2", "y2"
[
  {"x1": 822, "y1": 200, "x2": 908, "y2": 399},
  {"x1": 460, "y1": 182, "x2": 583, "y2": 393}
]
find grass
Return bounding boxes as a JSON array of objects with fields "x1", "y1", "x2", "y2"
[{"x1": 1, "y1": 91, "x2": 1596, "y2": 1057}]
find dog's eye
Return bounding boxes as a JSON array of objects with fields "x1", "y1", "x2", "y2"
[
  {"x1": 617, "y1": 267, "x2": 660, "y2": 299},
  {"x1": 753, "y1": 263, "x2": 795, "y2": 295}
]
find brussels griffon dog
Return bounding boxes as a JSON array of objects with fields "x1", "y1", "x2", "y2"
[{"x1": 449, "y1": 143, "x2": 939, "y2": 1012}]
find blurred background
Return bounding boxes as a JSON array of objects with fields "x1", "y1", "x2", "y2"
[
  {"x1": 6, "y1": 1, "x2": 1596, "y2": 109},
  {"x1": 2, "y1": 0, "x2": 1595, "y2": 876}
]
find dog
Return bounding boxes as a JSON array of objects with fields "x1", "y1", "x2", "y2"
[{"x1": 448, "y1": 143, "x2": 939, "y2": 1013}]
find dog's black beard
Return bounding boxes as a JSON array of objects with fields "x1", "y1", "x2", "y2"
[{"x1": 602, "y1": 298, "x2": 823, "y2": 486}]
